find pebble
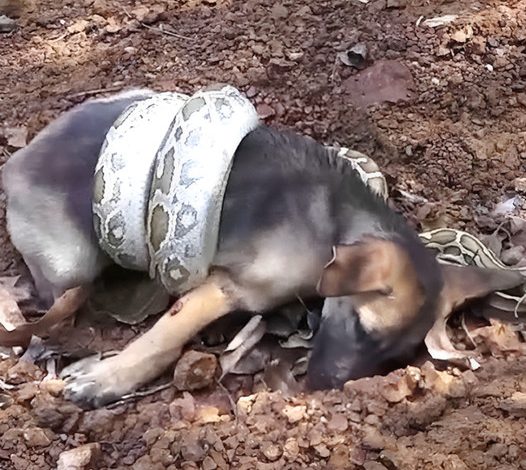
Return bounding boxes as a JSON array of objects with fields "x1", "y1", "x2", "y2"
[
  {"x1": 173, "y1": 350, "x2": 217, "y2": 391},
  {"x1": 282, "y1": 404, "x2": 306, "y2": 424},
  {"x1": 0, "y1": 14, "x2": 16, "y2": 32},
  {"x1": 57, "y1": 443, "x2": 101, "y2": 470},
  {"x1": 327, "y1": 414, "x2": 348, "y2": 432},
  {"x1": 261, "y1": 442, "x2": 282, "y2": 461},
  {"x1": 23, "y1": 427, "x2": 52, "y2": 447},
  {"x1": 256, "y1": 103, "x2": 276, "y2": 120}
]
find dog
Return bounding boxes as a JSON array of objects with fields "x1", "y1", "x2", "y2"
[{"x1": 2, "y1": 88, "x2": 522, "y2": 408}]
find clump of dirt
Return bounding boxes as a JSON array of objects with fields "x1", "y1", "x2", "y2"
[{"x1": 1, "y1": 0, "x2": 526, "y2": 468}]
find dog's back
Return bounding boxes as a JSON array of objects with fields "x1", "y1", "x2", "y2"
[{"x1": 2, "y1": 89, "x2": 153, "y2": 303}]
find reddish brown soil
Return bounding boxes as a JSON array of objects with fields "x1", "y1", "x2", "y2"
[{"x1": 1, "y1": 0, "x2": 526, "y2": 469}]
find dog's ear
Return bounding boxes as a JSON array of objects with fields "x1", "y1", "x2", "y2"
[
  {"x1": 317, "y1": 239, "x2": 405, "y2": 297},
  {"x1": 438, "y1": 264, "x2": 524, "y2": 312}
]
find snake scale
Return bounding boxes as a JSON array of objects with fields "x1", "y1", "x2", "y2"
[{"x1": 93, "y1": 83, "x2": 525, "y2": 312}]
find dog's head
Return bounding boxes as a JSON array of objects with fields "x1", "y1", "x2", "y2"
[{"x1": 306, "y1": 236, "x2": 523, "y2": 390}]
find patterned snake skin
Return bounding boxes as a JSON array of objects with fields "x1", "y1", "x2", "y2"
[
  {"x1": 94, "y1": 84, "x2": 259, "y2": 295},
  {"x1": 93, "y1": 83, "x2": 524, "y2": 307}
]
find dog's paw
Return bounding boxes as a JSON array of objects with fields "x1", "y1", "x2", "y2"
[{"x1": 60, "y1": 355, "x2": 130, "y2": 409}]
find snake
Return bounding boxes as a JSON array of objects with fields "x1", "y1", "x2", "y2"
[
  {"x1": 333, "y1": 146, "x2": 526, "y2": 315},
  {"x1": 93, "y1": 83, "x2": 260, "y2": 295},
  {"x1": 93, "y1": 83, "x2": 525, "y2": 313}
]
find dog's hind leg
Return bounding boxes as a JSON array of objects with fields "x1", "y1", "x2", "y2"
[{"x1": 61, "y1": 276, "x2": 235, "y2": 408}]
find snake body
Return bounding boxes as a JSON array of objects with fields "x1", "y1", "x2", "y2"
[
  {"x1": 93, "y1": 83, "x2": 524, "y2": 309},
  {"x1": 94, "y1": 84, "x2": 259, "y2": 295}
]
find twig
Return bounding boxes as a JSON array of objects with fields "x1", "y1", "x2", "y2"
[
  {"x1": 106, "y1": 381, "x2": 173, "y2": 409},
  {"x1": 460, "y1": 313, "x2": 477, "y2": 348},
  {"x1": 66, "y1": 86, "x2": 124, "y2": 100},
  {"x1": 121, "y1": 6, "x2": 194, "y2": 41},
  {"x1": 216, "y1": 378, "x2": 238, "y2": 427}
]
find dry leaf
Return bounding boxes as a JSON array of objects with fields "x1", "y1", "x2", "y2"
[
  {"x1": 421, "y1": 15, "x2": 458, "y2": 28},
  {"x1": 471, "y1": 319, "x2": 525, "y2": 356},
  {"x1": 0, "y1": 285, "x2": 26, "y2": 331},
  {"x1": 0, "y1": 286, "x2": 89, "y2": 347},
  {"x1": 219, "y1": 315, "x2": 266, "y2": 378}
]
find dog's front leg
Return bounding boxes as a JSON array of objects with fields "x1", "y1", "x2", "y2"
[{"x1": 61, "y1": 279, "x2": 233, "y2": 408}]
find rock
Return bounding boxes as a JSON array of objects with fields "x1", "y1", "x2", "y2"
[
  {"x1": 0, "y1": 14, "x2": 16, "y2": 32},
  {"x1": 57, "y1": 443, "x2": 101, "y2": 470},
  {"x1": 271, "y1": 4, "x2": 288, "y2": 19},
  {"x1": 363, "y1": 462, "x2": 388, "y2": 470},
  {"x1": 16, "y1": 382, "x2": 39, "y2": 401},
  {"x1": 173, "y1": 350, "x2": 218, "y2": 391},
  {"x1": 261, "y1": 442, "x2": 282, "y2": 461},
  {"x1": 202, "y1": 456, "x2": 218, "y2": 470},
  {"x1": 181, "y1": 431, "x2": 207, "y2": 462},
  {"x1": 40, "y1": 379, "x2": 65, "y2": 396},
  {"x1": 450, "y1": 26, "x2": 473, "y2": 44},
  {"x1": 283, "y1": 438, "x2": 300, "y2": 460},
  {"x1": 329, "y1": 445, "x2": 350, "y2": 468},
  {"x1": 4, "y1": 126, "x2": 27, "y2": 148},
  {"x1": 23, "y1": 427, "x2": 52, "y2": 447},
  {"x1": 256, "y1": 103, "x2": 276, "y2": 120},
  {"x1": 421, "y1": 362, "x2": 467, "y2": 398},
  {"x1": 498, "y1": 392, "x2": 526, "y2": 417},
  {"x1": 169, "y1": 391, "x2": 196, "y2": 421},
  {"x1": 282, "y1": 405, "x2": 306, "y2": 424},
  {"x1": 379, "y1": 367, "x2": 420, "y2": 403},
  {"x1": 362, "y1": 425, "x2": 386, "y2": 450},
  {"x1": 313, "y1": 444, "x2": 330, "y2": 458},
  {"x1": 386, "y1": 0, "x2": 405, "y2": 8},
  {"x1": 195, "y1": 406, "x2": 222, "y2": 424},
  {"x1": 327, "y1": 413, "x2": 348, "y2": 432}
]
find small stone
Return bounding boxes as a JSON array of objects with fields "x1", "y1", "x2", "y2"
[
  {"x1": 169, "y1": 391, "x2": 196, "y2": 421},
  {"x1": 0, "y1": 14, "x2": 16, "y2": 32},
  {"x1": 499, "y1": 392, "x2": 526, "y2": 417},
  {"x1": 379, "y1": 368, "x2": 419, "y2": 403},
  {"x1": 245, "y1": 86, "x2": 258, "y2": 98},
  {"x1": 181, "y1": 431, "x2": 207, "y2": 462},
  {"x1": 195, "y1": 406, "x2": 221, "y2": 424},
  {"x1": 308, "y1": 428, "x2": 323, "y2": 446},
  {"x1": 517, "y1": 94, "x2": 526, "y2": 108},
  {"x1": 251, "y1": 44, "x2": 265, "y2": 55},
  {"x1": 202, "y1": 456, "x2": 218, "y2": 470},
  {"x1": 329, "y1": 444, "x2": 350, "y2": 468},
  {"x1": 256, "y1": 103, "x2": 276, "y2": 120},
  {"x1": 17, "y1": 382, "x2": 39, "y2": 401},
  {"x1": 283, "y1": 438, "x2": 300, "y2": 460},
  {"x1": 327, "y1": 414, "x2": 348, "y2": 432},
  {"x1": 362, "y1": 426, "x2": 386, "y2": 450},
  {"x1": 57, "y1": 443, "x2": 101, "y2": 470},
  {"x1": 261, "y1": 442, "x2": 282, "y2": 461},
  {"x1": 173, "y1": 350, "x2": 217, "y2": 391},
  {"x1": 421, "y1": 362, "x2": 466, "y2": 397},
  {"x1": 23, "y1": 427, "x2": 52, "y2": 447},
  {"x1": 313, "y1": 444, "x2": 331, "y2": 458},
  {"x1": 4, "y1": 126, "x2": 28, "y2": 149},
  {"x1": 40, "y1": 379, "x2": 65, "y2": 396},
  {"x1": 67, "y1": 19, "x2": 88, "y2": 33},
  {"x1": 363, "y1": 462, "x2": 388, "y2": 470},
  {"x1": 386, "y1": 0, "x2": 405, "y2": 8},
  {"x1": 271, "y1": 4, "x2": 288, "y2": 19}
]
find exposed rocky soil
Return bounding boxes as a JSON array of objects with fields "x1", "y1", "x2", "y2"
[{"x1": 1, "y1": 0, "x2": 526, "y2": 468}]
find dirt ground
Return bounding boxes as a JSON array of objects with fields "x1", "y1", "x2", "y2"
[{"x1": 1, "y1": 0, "x2": 526, "y2": 468}]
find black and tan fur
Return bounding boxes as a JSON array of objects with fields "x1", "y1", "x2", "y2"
[{"x1": 2, "y1": 90, "x2": 522, "y2": 408}]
